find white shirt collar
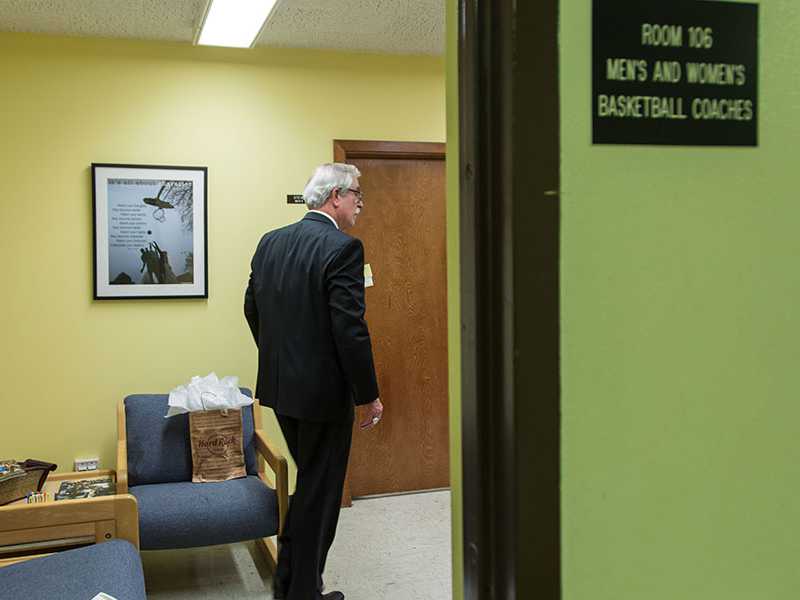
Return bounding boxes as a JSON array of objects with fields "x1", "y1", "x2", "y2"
[{"x1": 308, "y1": 210, "x2": 339, "y2": 230}]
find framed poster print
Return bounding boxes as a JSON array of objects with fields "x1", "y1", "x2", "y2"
[{"x1": 92, "y1": 163, "x2": 208, "y2": 299}]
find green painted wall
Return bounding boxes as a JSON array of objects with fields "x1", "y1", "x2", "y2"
[
  {"x1": 445, "y1": 0, "x2": 799, "y2": 598},
  {"x1": 561, "y1": 1, "x2": 800, "y2": 598}
]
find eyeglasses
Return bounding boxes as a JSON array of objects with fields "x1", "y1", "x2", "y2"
[{"x1": 343, "y1": 187, "x2": 364, "y2": 203}]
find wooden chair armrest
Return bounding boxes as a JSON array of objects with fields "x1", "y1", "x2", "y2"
[
  {"x1": 116, "y1": 440, "x2": 128, "y2": 494},
  {"x1": 0, "y1": 493, "x2": 140, "y2": 551},
  {"x1": 254, "y1": 429, "x2": 288, "y2": 536},
  {"x1": 254, "y1": 429, "x2": 286, "y2": 474},
  {"x1": 116, "y1": 400, "x2": 129, "y2": 495}
]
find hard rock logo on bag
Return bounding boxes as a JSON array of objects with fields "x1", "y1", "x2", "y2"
[
  {"x1": 198, "y1": 434, "x2": 238, "y2": 457},
  {"x1": 189, "y1": 409, "x2": 246, "y2": 482}
]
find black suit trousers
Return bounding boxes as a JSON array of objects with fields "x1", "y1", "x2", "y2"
[{"x1": 274, "y1": 413, "x2": 353, "y2": 600}]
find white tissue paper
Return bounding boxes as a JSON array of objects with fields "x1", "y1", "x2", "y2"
[{"x1": 165, "y1": 372, "x2": 254, "y2": 418}]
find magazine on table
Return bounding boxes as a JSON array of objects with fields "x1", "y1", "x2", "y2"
[{"x1": 55, "y1": 476, "x2": 115, "y2": 500}]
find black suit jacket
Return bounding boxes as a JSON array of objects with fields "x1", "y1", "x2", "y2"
[{"x1": 244, "y1": 212, "x2": 379, "y2": 423}]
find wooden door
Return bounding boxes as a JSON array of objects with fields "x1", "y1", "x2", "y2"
[{"x1": 335, "y1": 140, "x2": 449, "y2": 500}]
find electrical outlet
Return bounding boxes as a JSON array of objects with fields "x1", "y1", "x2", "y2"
[{"x1": 74, "y1": 457, "x2": 99, "y2": 472}]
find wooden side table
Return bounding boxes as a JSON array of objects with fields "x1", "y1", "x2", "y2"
[{"x1": 0, "y1": 470, "x2": 139, "y2": 567}]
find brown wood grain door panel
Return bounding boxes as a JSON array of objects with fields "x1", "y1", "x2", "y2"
[{"x1": 335, "y1": 141, "x2": 449, "y2": 501}]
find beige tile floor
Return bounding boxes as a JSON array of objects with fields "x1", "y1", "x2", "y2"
[{"x1": 143, "y1": 490, "x2": 452, "y2": 600}]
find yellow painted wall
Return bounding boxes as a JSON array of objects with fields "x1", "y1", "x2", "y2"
[{"x1": 0, "y1": 33, "x2": 445, "y2": 479}]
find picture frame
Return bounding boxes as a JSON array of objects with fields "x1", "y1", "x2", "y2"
[{"x1": 92, "y1": 163, "x2": 208, "y2": 299}]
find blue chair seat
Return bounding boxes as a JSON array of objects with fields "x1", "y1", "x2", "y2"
[
  {"x1": 0, "y1": 540, "x2": 145, "y2": 600},
  {"x1": 130, "y1": 476, "x2": 279, "y2": 550}
]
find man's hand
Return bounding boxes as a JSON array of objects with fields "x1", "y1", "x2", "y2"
[{"x1": 358, "y1": 398, "x2": 383, "y2": 429}]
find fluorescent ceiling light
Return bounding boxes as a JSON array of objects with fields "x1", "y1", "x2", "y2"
[{"x1": 196, "y1": 0, "x2": 279, "y2": 48}]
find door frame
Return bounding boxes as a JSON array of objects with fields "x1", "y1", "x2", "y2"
[
  {"x1": 459, "y1": 0, "x2": 561, "y2": 598},
  {"x1": 334, "y1": 139, "x2": 446, "y2": 162},
  {"x1": 334, "y1": 139, "x2": 447, "y2": 507}
]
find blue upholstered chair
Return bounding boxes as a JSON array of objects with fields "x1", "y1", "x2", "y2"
[
  {"x1": 116, "y1": 391, "x2": 288, "y2": 567},
  {"x1": 0, "y1": 539, "x2": 146, "y2": 600}
]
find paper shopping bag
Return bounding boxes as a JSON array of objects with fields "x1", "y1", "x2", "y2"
[{"x1": 188, "y1": 408, "x2": 246, "y2": 482}]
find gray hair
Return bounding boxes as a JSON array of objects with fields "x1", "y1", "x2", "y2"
[{"x1": 302, "y1": 163, "x2": 361, "y2": 209}]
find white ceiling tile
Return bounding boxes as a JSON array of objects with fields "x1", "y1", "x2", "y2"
[{"x1": 0, "y1": 0, "x2": 444, "y2": 55}]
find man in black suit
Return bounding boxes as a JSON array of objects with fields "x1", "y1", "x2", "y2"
[{"x1": 245, "y1": 163, "x2": 383, "y2": 600}]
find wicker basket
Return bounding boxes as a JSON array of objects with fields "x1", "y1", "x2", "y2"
[{"x1": 0, "y1": 460, "x2": 56, "y2": 506}]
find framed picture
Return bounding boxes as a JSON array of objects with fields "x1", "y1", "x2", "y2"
[{"x1": 92, "y1": 163, "x2": 208, "y2": 299}]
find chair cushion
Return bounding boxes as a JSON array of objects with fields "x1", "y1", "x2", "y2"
[
  {"x1": 125, "y1": 389, "x2": 258, "y2": 485},
  {"x1": 0, "y1": 539, "x2": 145, "y2": 600},
  {"x1": 130, "y1": 476, "x2": 279, "y2": 550}
]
